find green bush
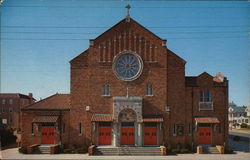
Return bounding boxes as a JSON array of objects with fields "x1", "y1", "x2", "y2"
[
  {"x1": 171, "y1": 148, "x2": 180, "y2": 153},
  {"x1": 233, "y1": 136, "x2": 240, "y2": 141},
  {"x1": 63, "y1": 148, "x2": 73, "y2": 153},
  {"x1": 18, "y1": 147, "x2": 27, "y2": 154},
  {"x1": 180, "y1": 148, "x2": 189, "y2": 153},
  {"x1": 225, "y1": 147, "x2": 234, "y2": 154},
  {"x1": 76, "y1": 147, "x2": 87, "y2": 153},
  {"x1": 240, "y1": 123, "x2": 248, "y2": 128}
]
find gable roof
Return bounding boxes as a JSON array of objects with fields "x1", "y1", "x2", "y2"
[
  {"x1": 22, "y1": 93, "x2": 70, "y2": 111},
  {"x1": 94, "y1": 18, "x2": 163, "y2": 43}
]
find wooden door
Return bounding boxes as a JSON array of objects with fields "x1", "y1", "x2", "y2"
[
  {"x1": 198, "y1": 128, "x2": 211, "y2": 145},
  {"x1": 41, "y1": 127, "x2": 55, "y2": 144},
  {"x1": 144, "y1": 127, "x2": 157, "y2": 145},
  {"x1": 98, "y1": 127, "x2": 111, "y2": 145},
  {"x1": 121, "y1": 128, "x2": 135, "y2": 145}
]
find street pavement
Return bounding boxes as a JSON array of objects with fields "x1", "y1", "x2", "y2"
[{"x1": 1, "y1": 137, "x2": 250, "y2": 160}]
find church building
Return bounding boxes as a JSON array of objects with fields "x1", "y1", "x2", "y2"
[{"x1": 21, "y1": 7, "x2": 228, "y2": 153}]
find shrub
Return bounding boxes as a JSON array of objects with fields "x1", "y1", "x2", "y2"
[
  {"x1": 63, "y1": 148, "x2": 73, "y2": 153},
  {"x1": 233, "y1": 136, "x2": 240, "y2": 141},
  {"x1": 171, "y1": 148, "x2": 180, "y2": 153},
  {"x1": 225, "y1": 147, "x2": 234, "y2": 154},
  {"x1": 240, "y1": 123, "x2": 248, "y2": 128},
  {"x1": 18, "y1": 147, "x2": 27, "y2": 154},
  {"x1": 180, "y1": 148, "x2": 189, "y2": 153},
  {"x1": 76, "y1": 147, "x2": 88, "y2": 153}
]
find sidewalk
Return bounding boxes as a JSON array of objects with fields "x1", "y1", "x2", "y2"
[{"x1": 1, "y1": 148, "x2": 250, "y2": 160}]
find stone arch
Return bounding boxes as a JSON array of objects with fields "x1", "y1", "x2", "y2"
[{"x1": 118, "y1": 108, "x2": 137, "y2": 122}]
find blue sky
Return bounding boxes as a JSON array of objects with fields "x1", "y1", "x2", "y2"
[{"x1": 0, "y1": 0, "x2": 249, "y2": 106}]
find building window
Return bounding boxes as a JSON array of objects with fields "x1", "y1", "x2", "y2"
[
  {"x1": 9, "y1": 108, "x2": 13, "y2": 113},
  {"x1": 188, "y1": 124, "x2": 192, "y2": 136},
  {"x1": 218, "y1": 124, "x2": 222, "y2": 135},
  {"x1": 9, "y1": 116, "x2": 13, "y2": 123},
  {"x1": 9, "y1": 99, "x2": 13, "y2": 104},
  {"x1": 102, "y1": 85, "x2": 110, "y2": 96},
  {"x1": 146, "y1": 84, "x2": 153, "y2": 96},
  {"x1": 173, "y1": 124, "x2": 176, "y2": 136},
  {"x1": 2, "y1": 99, "x2": 6, "y2": 104},
  {"x1": 199, "y1": 90, "x2": 212, "y2": 103},
  {"x1": 31, "y1": 123, "x2": 34, "y2": 135},
  {"x1": 176, "y1": 124, "x2": 184, "y2": 136},
  {"x1": 62, "y1": 122, "x2": 66, "y2": 135},
  {"x1": 79, "y1": 123, "x2": 82, "y2": 135},
  {"x1": 245, "y1": 119, "x2": 249, "y2": 123}
]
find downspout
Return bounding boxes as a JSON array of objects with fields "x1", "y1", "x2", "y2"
[
  {"x1": 191, "y1": 87, "x2": 194, "y2": 150},
  {"x1": 59, "y1": 110, "x2": 62, "y2": 145},
  {"x1": 224, "y1": 80, "x2": 228, "y2": 147}
]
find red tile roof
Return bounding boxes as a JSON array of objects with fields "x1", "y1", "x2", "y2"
[
  {"x1": 33, "y1": 116, "x2": 59, "y2": 123},
  {"x1": 195, "y1": 117, "x2": 220, "y2": 123},
  {"x1": 91, "y1": 114, "x2": 113, "y2": 122},
  {"x1": 143, "y1": 117, "x2": 164, "y2": 122},
  {"x1": 22, "y1": 94, "x2": 70, "y2": 110}
]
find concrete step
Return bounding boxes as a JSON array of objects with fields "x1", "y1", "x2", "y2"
[
  {"x1": 204, "y1": 147, "x2": 220, "y2": 154},
  {"x1": 94, "y1": 147, "x2": 162, "y2": 156}
]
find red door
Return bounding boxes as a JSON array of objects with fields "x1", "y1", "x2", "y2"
[
  {"x1": 198, "y1": 128, "x2": 211, "y2": 145},
  {"x1": 41, "y1": 127, "x2": 56, "y2": 144},
  {"x1": 121, "y1": 128, "x2": 134, "y2": 145},
  {"x1": 144, "y1": 127, "x2": 157, "y2": 145},
  {"x1": 98, "y1": 127, "x2": 111, "y2": 145}
]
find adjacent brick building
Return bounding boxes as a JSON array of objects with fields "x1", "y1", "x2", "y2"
[
  {"x1": 21, "y1": 15, "x2": 228, "y2": 149},
  {"x1": 0, "y1": 93, "x2": 35, "y2": 130}
]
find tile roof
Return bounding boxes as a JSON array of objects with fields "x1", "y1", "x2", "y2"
[
  {"x1": 33, "y1": 116, "x2": 59, "y2": 123},
  {"x1": 91, "y1": 114, "x2": 113, "y2": 122},
  {"x1": 195, "y1": 117, "x2": 220, "y2": 123},
  {"x1": 22, "y1": 93, "x2": 70, "y2": 110},
  {"x1": 143, "y1": 117, "x2": 164, "y2": 122}
]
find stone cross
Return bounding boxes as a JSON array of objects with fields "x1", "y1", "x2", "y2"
[{"x1": 125, "y1": 4, "x2": 131, "y2": 22}]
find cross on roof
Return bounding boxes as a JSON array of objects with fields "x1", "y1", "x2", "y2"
[{"x1": 125, "y1": 4, "x2": 131, "y2": 22}]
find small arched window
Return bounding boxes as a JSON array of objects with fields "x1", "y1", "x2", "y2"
[
  {"x1": 102, "y1": 85, "x2": 110, "y2": 96},
  {"x1": 146, "y1": 84, "x2": 153, "y2": 96}
]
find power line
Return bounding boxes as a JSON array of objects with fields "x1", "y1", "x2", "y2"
[
  {"x1": 2, "y1": 25, "x2": 248, "y2": 29},
  {"x1": 1, "y1": 31, "x2": 248, "y2": 35},
  {"x1": 1, "y1": 6, "x2": 249, "y2": 9},
  {"x1": 2, "y1": 36, "x2": 248, "y2": 41}
]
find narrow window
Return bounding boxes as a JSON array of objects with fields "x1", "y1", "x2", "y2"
[
  {"x1": 102, "y1": 85, "x2": 110, "y2": 96},
  {"x1": 9, "y1": 99, "x2": 13, "y2": 105},
  {"x1": 9, "y1": 108, "x2": 13, "y2": 113},
  {"x1": 218, "y1": 124, "x2": 222, "y2": 135},
  {"x1": 199, "y1": 91, "x2": 204, "y2": 102},
  {"x1": 173, "y1": 124, "x2": 176, "y2": 136},
  {"x1": 205, "y1": 90, "x2": 212, "y2": 102},
  {"x1": 176, "y1": 124, "x2": 184, "y2": 136},
  {"x1": 2, "y1": 99, "x2": 6, "y2": 105},
  {"x1": 189, "y1": 124, "x2": 192, "y2": 136},
  {"x1": 146, "y1": 84, "x2": 153, "y2": 96},
  {"x1": 31, "y1": 123, "x2": 34, "y2": 135},
  {"x1": 62, "y1": 122, "x2": 66, "y2": 135},
  {"x1": 79, "y1": 123, "x2": 82, "y2": 135},
  {"x1": 9, "y1": 116, "x2": 13, "y2": 123}
]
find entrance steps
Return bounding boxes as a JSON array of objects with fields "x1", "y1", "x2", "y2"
[
  {"x1": 203, "y1": 146, "x2": 220, "y2": 154},
  {"x1": 33, "y1": 145, "x2": 51, "y2": 154},
  {"x1": 94, "y1": 146, "x2": 162, "y2": 156}
]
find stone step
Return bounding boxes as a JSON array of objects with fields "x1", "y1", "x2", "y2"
[{"x1": 94, "y1": 147, "x2": 162, "y2": 156}]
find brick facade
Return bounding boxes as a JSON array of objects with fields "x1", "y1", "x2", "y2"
[
  {"x1": 21, "y1": 17, "x2": 228, "y2": 149},
  {"x1": 0, "y1": 93, "x2": 35, "y2": 130}
]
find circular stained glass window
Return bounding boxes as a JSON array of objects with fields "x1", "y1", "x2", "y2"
[{"x1": 113, "y1": 51, "x2": 143, "y2": 81}]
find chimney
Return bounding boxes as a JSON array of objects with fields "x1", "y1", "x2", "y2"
[{"x1": 28, "y1": 93, "x2": 33, "y2": 99}]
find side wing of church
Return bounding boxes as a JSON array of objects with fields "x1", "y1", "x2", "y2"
[{"x1": 21, "y1": 14, "x2": 228, "y2": 153}]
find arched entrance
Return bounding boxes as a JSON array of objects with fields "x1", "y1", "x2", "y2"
[{"x1": 119, "y1": 108, "x2": 136, "y2": 145}]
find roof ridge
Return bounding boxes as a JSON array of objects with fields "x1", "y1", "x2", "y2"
[{"x1": 23, "y1": 93, "x2": 59, "y2": 109}]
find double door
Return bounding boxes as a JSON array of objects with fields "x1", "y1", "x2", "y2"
[
  {"x1": 144, "y1": 127, "x2": 157, "y2": 145},
  {"x1": 41, "y1": 127, "x2": 56, "y2": 144},
  {"x1": 198, "y1": 128, "x2": 211, "y2": 145},
  {"x1": 121, "y1": 128, "x2": 135, "y2": 145}
]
